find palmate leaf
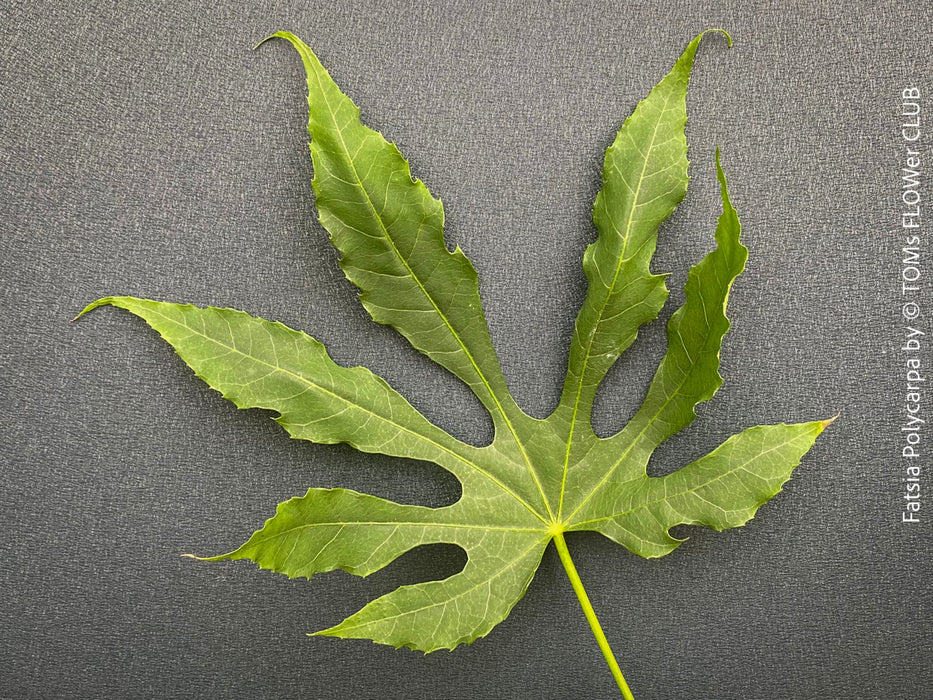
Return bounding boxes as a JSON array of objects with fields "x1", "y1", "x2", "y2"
[{"x1": 80, "y1": 29, "x2": 831, "y2": 693}]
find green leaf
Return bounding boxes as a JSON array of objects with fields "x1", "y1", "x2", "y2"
[
  {"x1": 81, "y1": 29, "x2": 832, "y2": 692},
  {"x1": 554, "y1": 29, "x2": 730, "y2": 435},
  {"x1": 206, "y1": 487, "x2": 548, "y2": 650},
  {"x1": 557, "y1": 147, "x2": 752, "y2": 521},
  {"x1": 267, "y1": 31, "x2": 518, "y2": 429},
  {"x1": 76, "y1": 296, "x2": 549, "y2": 517},
  {"x1": 571, "y1": 421, "x2": 831, "y2": 557},
  {"x1": 265, "y1": 29, "x2": 554, "y2": 522},
  {"x1": 77, "y1": 298, "x2": 472, "y2": 469},
  {"x1": 621, "y1": 148, "x2": 748, "y2": 453}
]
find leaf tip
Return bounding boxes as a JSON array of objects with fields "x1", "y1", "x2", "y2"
[
  {"x1": 714, "y1": 147, "x2": 730, "y2": 187},
  {"x1": 818, "y1": 414, "x2": 840, "y2": 433},
  {"x1": 308, "y1": 626, "x2": 338, "y2": 640},
  {"x1": 703, "y1": 28, "x2": 733, "y2": 48},
  {"x1": 181, "y1": 552, "x2": 233, "y2": 562},
  {"x1": 252, "y1": 31, "x2": 294, "y2": 51},
  {"x1": 183, "y1": 549, "x2": 237, "y2": 562},
  {"x1": 72, "y1": 297, "x2": 117, "y2": 322}
]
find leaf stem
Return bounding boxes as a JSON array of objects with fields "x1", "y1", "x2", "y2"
[{"x1": 552, "y1": 531, "x2": 635, "y2": 700}]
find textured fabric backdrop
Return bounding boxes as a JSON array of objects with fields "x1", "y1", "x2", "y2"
[{"x1": 2, "y1": 1, "x2": 930, "y2": 698}]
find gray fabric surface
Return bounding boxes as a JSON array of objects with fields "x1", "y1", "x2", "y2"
[{"x1": 2, "y1": 1, "x2": 930, "y2": 698}]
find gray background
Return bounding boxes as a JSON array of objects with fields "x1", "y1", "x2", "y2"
[{"x1": 2, "y1": 1, "x2": 930, "y2": 698}]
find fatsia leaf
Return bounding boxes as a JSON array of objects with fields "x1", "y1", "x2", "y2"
[{"x1": 81, "y1": 29, "x2": 832, "y2": 695}]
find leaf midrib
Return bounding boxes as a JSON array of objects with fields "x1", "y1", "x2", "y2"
[{"x1": 252, "y1": 520, "x2": 548, "y2": 541}]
